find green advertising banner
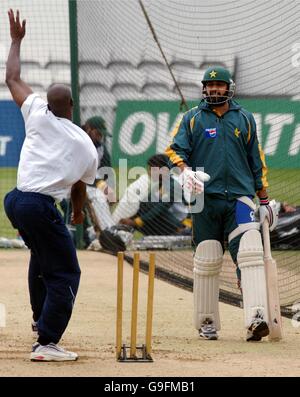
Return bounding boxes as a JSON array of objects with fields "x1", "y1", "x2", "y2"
[{"x1": 112, "y1": 99, "x2": 300, "y2": 169}]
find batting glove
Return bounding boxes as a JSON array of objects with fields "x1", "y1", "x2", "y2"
[
  {"x1": 258, "y1": 198, "x2": 278, "y2": 232},
  {"x1": 179, "y1": 168, "x2": 210, "y2": 202}
]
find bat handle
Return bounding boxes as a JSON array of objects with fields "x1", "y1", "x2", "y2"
[{"x1": 262, "y1": 218, "x2": 272, "y2": 259}]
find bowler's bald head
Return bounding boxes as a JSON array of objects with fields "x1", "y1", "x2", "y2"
[{"x1": 47, "y1": 84, "x2": 73, "y2": 119}]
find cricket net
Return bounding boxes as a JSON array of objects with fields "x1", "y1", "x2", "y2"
[
  {"x1": 76, "y1": 0, "x2": 300, "y2": 317},
  {"x1": 0, "y1": 1, "x2": 299, "y2": 318},
  {"x1": 124, "y1": 236, "x2": 300, "y2": 319}
]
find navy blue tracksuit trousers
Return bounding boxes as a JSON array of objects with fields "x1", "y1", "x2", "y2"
[{"x1": 4, "y1": 188, "x2": 81, "y2": 344}]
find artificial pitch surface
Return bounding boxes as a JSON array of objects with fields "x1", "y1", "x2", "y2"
[{"x1": 0, "y1": 249, "x2": 300, "y2": 377}]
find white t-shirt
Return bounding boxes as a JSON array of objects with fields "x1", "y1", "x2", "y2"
[
  {"x1": 112, "y1": 173, "x2": 149, "y2": 223},
  {"x1": 17, "y1": 94, "x2": 98, "y2": 201}
]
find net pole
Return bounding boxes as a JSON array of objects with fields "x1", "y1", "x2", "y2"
[
  {"x1": 68, "y1": 0, "x2": 80, "y2": 125},
  {"x1": 69, "y1": 0, "x2": 84, "y2": 249}
]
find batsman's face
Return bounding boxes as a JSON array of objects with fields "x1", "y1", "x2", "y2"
[{"x1": 205, "y1": 81, "x2": 228, "y2": 98}]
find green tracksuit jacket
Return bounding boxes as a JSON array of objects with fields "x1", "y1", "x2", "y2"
[{"x1": 166, "y1": 100, "x2": 268, "y2": 199}]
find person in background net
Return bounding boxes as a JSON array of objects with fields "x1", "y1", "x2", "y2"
[
  {"x1": 84, "y1": 116, "x2": 112, "y2": 174},
  {"x1": 3, "y1": 10, "x2": 97, "y2": 362},
  {"x1": 83, "y1": 116, "x2": 116, "y2": 230},
  {"x1": 60, "y1": 116, "x2": 114, "y2": 242},
  {"x1": 119, "y1": 154, "x2": 190, "y2": 236},
  {"x1": 165, "y1": 65, "x2": 277, "y2": 342},
  {"x1": 86, "y1": 154, "x2": 191, "y2": 253}
]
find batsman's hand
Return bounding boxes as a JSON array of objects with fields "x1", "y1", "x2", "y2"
[
  {"x1": 71, "y1": 211, "x2": 85, "y2": 225},
  {"x1": 180, "y1": 168, "x2": 210, "y2": 194},
  {"x1": 8, "y1": 9, "x2": 26, "y2": 41},
  {"x1": 259, "y1": 199, "x2": 278, "y2": 232}
]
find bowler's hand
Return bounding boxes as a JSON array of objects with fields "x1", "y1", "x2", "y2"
[
  {"x1": 8, "y1": 9, "x2": 26, "y2": 42},
  {"x1": 71, "y1": 211, "x2": 85, "y2": 225}
]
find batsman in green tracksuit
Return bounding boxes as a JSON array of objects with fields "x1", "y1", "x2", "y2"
[
  {"x1": 166, "y1": 66, "x2": 269, "y2": 262},
  {"x1": 165, "y1": 66, "x2": 278, "y2": 342}
]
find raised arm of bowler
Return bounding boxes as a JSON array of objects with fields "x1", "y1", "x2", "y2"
[
  {"x1": 4, "y1": 9, "x2": 98, "y2": 361},
  {"x1": 165, "y1": 66, "x2": 278, "y2": 342}
]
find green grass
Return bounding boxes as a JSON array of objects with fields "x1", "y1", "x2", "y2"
[
  {"x1": 0, "y1": 167, "x2": 300, "y2": 238},
  {"x1": 0, "y1": 168, "x2": 17, "y2": 238},
  {"x1": 267, "y1": 169, "x2": 300, "y2": 205}
]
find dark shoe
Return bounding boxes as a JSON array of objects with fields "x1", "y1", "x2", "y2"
[
  {"x1": 199, "y1": 319, "x2": 218, "y2": 340},
  {"x1": 246, "y1": 310, "x2": 269, "y2": 342}
]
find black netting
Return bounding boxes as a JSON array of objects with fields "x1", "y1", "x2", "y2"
[
  {"x1": 76, "y1": 0, "x2": 300, "y2": 314},
  {"x1": 1, "y1": 1, "x2": 300, "y2": 314}
]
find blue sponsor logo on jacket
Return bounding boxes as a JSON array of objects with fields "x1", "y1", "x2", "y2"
[{"x1": 205, "y1": 128, "x2": 217, "y2": 138}]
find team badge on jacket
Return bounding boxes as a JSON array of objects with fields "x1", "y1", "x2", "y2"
[
  {"x1": 205, "y1": 128, "x2": 217, "y2": 138},
  {"x1": 234, "y1": 128, "x2": 241, "y2": 138}
]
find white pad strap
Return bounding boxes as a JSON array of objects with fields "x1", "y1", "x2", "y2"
[
  {"x1": 228, "y1": 196, "x2": 259, "y2": 242},
  {"x1": 237, "y1": 196, "x2": 256, "y2": 210},
  {"x1": 228, "y1": 222, "x2": 260, "y2": 243},
  {"x1": 193, "y1": 240, "x2": 223, "y2": 330},
  {"x1": 237, "y1": 230, "x2": 269, "y2": 328}
]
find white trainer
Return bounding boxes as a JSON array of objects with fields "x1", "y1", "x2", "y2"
[{"x1": 30, "y1": 342, "x2": 78, "y2": 362}]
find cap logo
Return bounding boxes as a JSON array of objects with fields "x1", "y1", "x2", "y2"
[{"x1": 209, "y1": 70, "x2": 217, "y2": 78}]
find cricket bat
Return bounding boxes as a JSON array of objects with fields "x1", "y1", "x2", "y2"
[{"x1": 262, "y1": 218, "x2": 283, "y2": 341}]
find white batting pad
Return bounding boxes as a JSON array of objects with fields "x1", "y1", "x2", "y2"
[
  {"x1": 237, "y1": 230, "x2": 269, "y2": 328},
  {"x1": 193, "y1": 240, "x2": 223, "y2": 330},
  {"x1": 112, "y1": 174, "x2": 149, "y2": 223},
  {"x1": 86, "y1": 186, "x2": 115, "y2": 230}
]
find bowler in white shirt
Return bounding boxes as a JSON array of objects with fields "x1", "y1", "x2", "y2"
[{"x1": 4, "y1": 9, "x2": 98, "y2": 362}]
